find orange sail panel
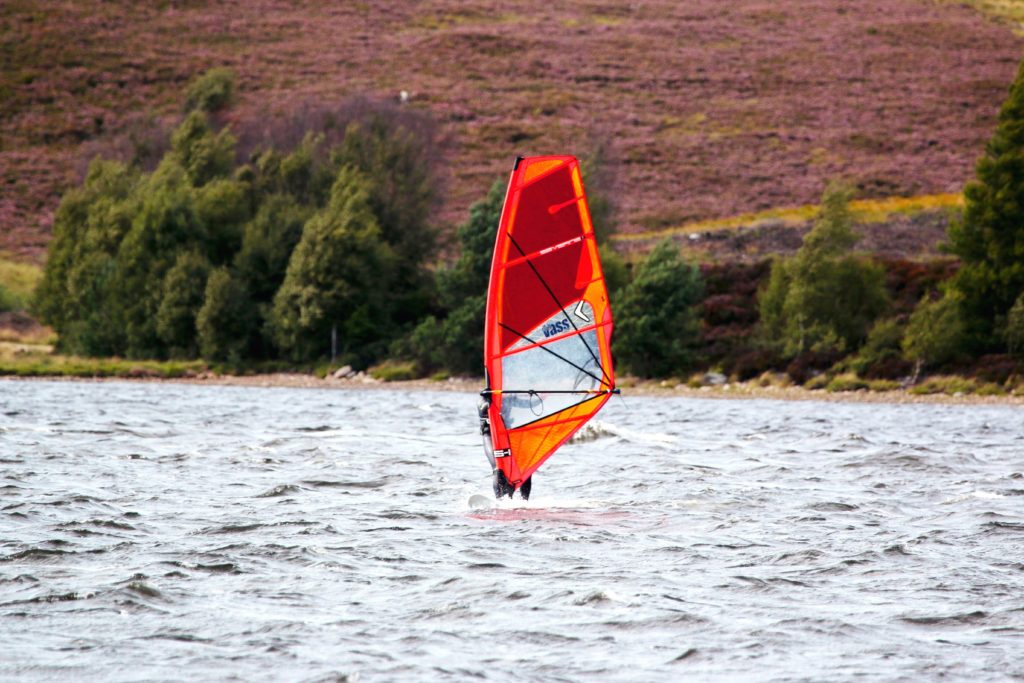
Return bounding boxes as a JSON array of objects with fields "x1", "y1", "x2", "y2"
[{"x1": 482, "y1": 155, "x2": 616, "y2": 489}]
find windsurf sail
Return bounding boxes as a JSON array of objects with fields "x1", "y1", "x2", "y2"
[{"x1": 480, "y1": 155, "x2": 617, "y2": 492}]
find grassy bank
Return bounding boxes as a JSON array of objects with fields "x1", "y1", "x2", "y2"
[
  {"x1": 0, "y1": 338, "x2": 399, "y2": 381},
  {"x1": 0, "y1": 343, "x2": 206, "y2": 379},
  {"x1": 3, "y1": 344, "x2": 1023, "y2": 405}
]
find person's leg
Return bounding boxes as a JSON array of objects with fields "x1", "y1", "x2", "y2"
[
  {"x1": 519, "y1": 476, "x2": 531, "y2": 500},
  {"x1": 478, "y1": 400, "x2": 496, "y2": 470},
  {"x1": 492, "y1": 469, "x2": 514, "y2": 498}
]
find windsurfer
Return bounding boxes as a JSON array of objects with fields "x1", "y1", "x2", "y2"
[
  {"x1": 479, "y1": 156, "x2": 615, "y2": 501},
  {"x1": 478, "y1": 397, "x2": 531, "y2": 500}
]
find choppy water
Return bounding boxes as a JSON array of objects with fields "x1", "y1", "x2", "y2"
[{"x1": 2, "y1": 379, "x2": 1023, "y2": 681}]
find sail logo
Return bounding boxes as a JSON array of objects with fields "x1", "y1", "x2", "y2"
[{"x1": 542, "y1": 319, "x2": 571, "y2": 338}]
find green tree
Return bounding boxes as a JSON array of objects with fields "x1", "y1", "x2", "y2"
[
  {"x1": 113, "y1": 161, "x2": 206, "y2": 358},
  {"x1": 333, "y1": 118, "x2": 438, "y2": 327},
  {"x1": 0, "y1": 284, "x2": 17, "y2": 313},
  {"x1": 35, "y1": 158, "x2": 139, "y2": 354},
  {"x1": 170, "y1": 111, "x2": 236, "y2": 187},
  {"x1": 183, "y1": 68, "x2": 236, "y2": 114},
  {"x1": 759, "y1": 183, "x2": 889, "y2": 357},
  {"x1": 614, "y1": 240, "x2": 704, "y2": 377},
  {"x1": 1004, "y1": 292, "x2": 1024, "y2": 361},
  {"x1": 403, "y1": 179, "x2": 504, "y2": 374},
  {"x1": 270, "y1": 166, "x2": 395, "y2": 362},
  {"x1": 235, "y1": 194, "x2": 311, "y2": 303},
  {"x1": 849, "y1": 317, "x2": 904, "y2": 377},
  {"x1": 252, "y1": 133, "x2": 334, "y2": 207},
  {"x1": 197, "y1": 267, "x2": 255, "y2": 362},
  {"x1": 60, "y1": 252, "x2": 123, "y2": 356},
  {"x1": 156, "y1": 251, "x2": 211, "y2": 358},
  {"x1": 903, "y1": 290, "x2": 966, "y2": 371},
  {"x1": 947, "y1": 59, "x2": 1024, "y2": 351},
  {"x1": 229, "y1": 195, "x2": 311, "y2": 359},
  {"x1": 193, "y1": 178, "x2": 251, "y2": 264}
]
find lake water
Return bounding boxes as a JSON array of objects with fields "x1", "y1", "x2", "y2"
[{"x1": 1, "y1": 379, "x2": 1023, "y2": 681}]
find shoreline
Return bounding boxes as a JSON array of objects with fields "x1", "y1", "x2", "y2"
[{"x1": 5, "y1": 372, "x2": 1023, "y2": 407}]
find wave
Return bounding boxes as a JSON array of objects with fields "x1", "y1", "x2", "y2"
[{"x1": 569, "y1": 420, "x2": 676, "y2": 446}]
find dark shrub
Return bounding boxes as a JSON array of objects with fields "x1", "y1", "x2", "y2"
[
  {"x1": 970, "y1": 354, "x2": 1020, "y2": 384},
  {"x1": 881, "y1": 258, "x2": 958, "y2": 318},
  {"x1": 786, "y1": 350, "x2": 844, "y2": 385},
  {"x1": 861, "y1": 357, "x2": 914, "y2": 380},
  {"x1": 703, "y1": 294, "x2": 758, "y2": 326},
  {"x1": 730, "y1": 349, "x2": 780, "y2": 381}
]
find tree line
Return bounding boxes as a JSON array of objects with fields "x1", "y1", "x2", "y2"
[
  {"x1": 36, "y1": 69, "x2": 440, "y2": 367},
  {"x1": 34, "y1": 63, "x2": 1024, "y2": 382}
]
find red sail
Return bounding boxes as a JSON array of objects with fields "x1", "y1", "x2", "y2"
[{"x1": 482, "y1": 156, "x2": 616, "y2": 489}]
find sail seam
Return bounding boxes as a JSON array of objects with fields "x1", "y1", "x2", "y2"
[{"x1": 501, "y1": 319, "x2": 612, "y2": 358}]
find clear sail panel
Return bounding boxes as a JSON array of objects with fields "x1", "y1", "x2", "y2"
[{"x1": 500, "y1": 329, "x2": 603, "y2": 429}]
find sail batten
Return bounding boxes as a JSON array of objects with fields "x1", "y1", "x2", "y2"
[{"x1": 481, "y1": 155, "x2": 617, "y2": 489}]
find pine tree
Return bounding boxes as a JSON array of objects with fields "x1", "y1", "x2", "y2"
[
  {"x1": 948, "y1": 58, "x2": 1024, "y2": 350},
  {"x1": 614, "y1": 240, "x2": 704, "y2": 377}
]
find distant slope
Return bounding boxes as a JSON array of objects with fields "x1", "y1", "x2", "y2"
[{"x1": 0, "y1": 0, "x2": 1020, "y2": 259}]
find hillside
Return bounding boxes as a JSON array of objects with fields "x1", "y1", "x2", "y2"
[{"x1": 1, "y1": 0, "x2": 1021, "y2": 260}]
